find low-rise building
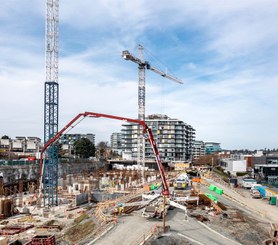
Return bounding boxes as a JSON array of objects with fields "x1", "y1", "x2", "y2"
[
  {"x1": 205, "y1": 142, "x2": 222, "y2": 155},
  {"x1": 220, "y1": 154, "x2": 247, "y2": 175},
  {"x1": 253, "y1": 155, "x2": 278, "y2": 185},
  {"x1": 0, "y1": 136, "x2": 41, "y2": 158}
]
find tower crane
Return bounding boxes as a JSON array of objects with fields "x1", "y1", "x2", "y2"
[
  {"x1": 43, "y1": 0, "x2": 59, "y2": 206},
  {"x1": 122, "y1": 44, "x2": 182, "y2": 180}
]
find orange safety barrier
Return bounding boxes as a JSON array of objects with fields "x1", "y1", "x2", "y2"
[{"x1": 192, "y1": 177, "x2": 201, "y2": 183}]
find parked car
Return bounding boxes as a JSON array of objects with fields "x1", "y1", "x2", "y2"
[{"x1": 251, "y1": 189, "x2": 261, "y2": 198}]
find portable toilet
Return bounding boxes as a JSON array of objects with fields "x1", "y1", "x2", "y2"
[{"x1": 269, "y1": 196, "x2": 277, "y2": 205}]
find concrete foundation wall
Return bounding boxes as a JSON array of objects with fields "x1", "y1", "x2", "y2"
[
  {"x1": 91, "y1": 191, "x2": 125, "y2": 202},
  {"x1": 0, "y1": 161, "x2": 102, "y2": 184},
  {"x1": 75, "y1": 192, "x2": 88, "y2": 206}
]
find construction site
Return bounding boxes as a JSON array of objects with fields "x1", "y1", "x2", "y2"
[
  {"x1": 0, "y1": 0, "x2": 278, "y2": 245},
  {"x1": 0, "y1": 163, "x2": 277, "y2": 245}
]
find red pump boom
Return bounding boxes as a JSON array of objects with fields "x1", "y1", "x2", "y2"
[{"x1": 38, "y1": 112, "x2": 170, "y2": 198}]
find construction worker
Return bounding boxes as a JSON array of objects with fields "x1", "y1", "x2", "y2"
[{"x1": 119, "y1": 206, "x2": 123, "y2": 215}]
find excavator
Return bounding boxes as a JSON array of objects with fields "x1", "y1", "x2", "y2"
[{"x1": 38, "y1": 111, "x2": 170, "y2": 231}]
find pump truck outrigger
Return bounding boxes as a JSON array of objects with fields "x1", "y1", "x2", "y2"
[{"x1": 38, "y1": 112, "x2": 170, "y2": 231}]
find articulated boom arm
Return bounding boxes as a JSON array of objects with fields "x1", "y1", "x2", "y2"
[{"x1": 38, "y1": 112, "x2": 170, "y2": 199}]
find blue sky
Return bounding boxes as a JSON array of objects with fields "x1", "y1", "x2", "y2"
[{"x1": 0, "y1": 0, "x2": 278, "y2": 150}]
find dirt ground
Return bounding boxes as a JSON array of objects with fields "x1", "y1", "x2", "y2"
[
  {"x1": 207, "y1": 208, "x2": 269, "y2": 245},
  {"x1": 144, "y1": 206, "x2": 270, "y2": 245}
]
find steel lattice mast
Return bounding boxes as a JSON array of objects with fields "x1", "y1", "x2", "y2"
[
  {"x1": 137, "y1": 45, "x2": 145, "y2": 180},
  {"x1": 43, "y1": 0, "x2": 59, "y2": 206}
]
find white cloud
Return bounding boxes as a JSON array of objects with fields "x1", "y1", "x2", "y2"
[{"x1": 0, "y1": 0, "x2": 278, "y2": 150}]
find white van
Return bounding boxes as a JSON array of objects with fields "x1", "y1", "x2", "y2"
[{"x1": 241, "y1": 179, "x2": 257, "y2": 189}]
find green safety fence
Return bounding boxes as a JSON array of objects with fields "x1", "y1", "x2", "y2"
[
  {"x1": 205, "y1": 193, "x2": 218, "y2": 202},
  {"x1": 150, "y1": 183, "x2": 161, "y2": 190},
  {"x1": 215, "y1": 188, "x2": 223, "y2": 195},
  {"x1": 209, "y1": 185, "x2": 216, "y2": 191},
  {"x1": 208, "y1": 185, "x2": 224, "y2": 195}
]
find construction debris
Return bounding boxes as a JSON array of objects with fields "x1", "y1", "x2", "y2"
[
  {"x1": 0, "y1": 165, "x2": 274, "y2": 245},
  {"x1": 264, "y1": 223, "x2": 278, "y2": 245}
]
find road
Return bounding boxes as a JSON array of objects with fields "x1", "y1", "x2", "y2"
[
  {"x1": 202, "y1": 177, "x2": 278, "y2": 223},
  {"x1": 166, "y1": 208, "x2": 241, "y2": 245},
  {"x1": 93, "y1": 206, "x2": 241, "y2": 245},
  {"x1": 93, "y1": 212, "x2": 158, "y2": 245}
]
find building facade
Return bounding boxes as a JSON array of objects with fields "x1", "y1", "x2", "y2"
[
  {"x1": 205, "y1": 142, "x2": 222, "y2": 155},
  {"x1": 192, "y1": 140, "x2": 205, "y2": 160},
  {"x1": 110, "y1": 133, "x2": 123, "y2": 155},
  {"x1": 253, "y1": 155, "x2": 278, "y2": 184},
  {"x1": 59, "y1": 133, "x2": 95, "y2": 157},
  {"x1": 60, "y1": 133, "x2": 95, "y2": 145},
  {"x1": 0, "y1": 137, "x2": 41, "y2": 158},
  {"x1": 220, "y1": 158, "x2": 247, "y2": 174},
  {"x1": 121, "y1": 114, "x2": 195, "y2": 162}
]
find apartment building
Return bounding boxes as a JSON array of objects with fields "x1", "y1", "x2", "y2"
[
  {"x1": 121, "y1": 114, "x2": 195, "y2": 162},
  {"x1": 192, "y1": 140, "x2": 205, "y2": 160},
  {"x1": 110, "y1": 133, "x2": 122, "y2": 155},
  {"x1": 60, "y1": 133, "x2": 95, "y2": 145},
  {"x1": 60, "y1": 133, "x2": 95, "y2": 156}
]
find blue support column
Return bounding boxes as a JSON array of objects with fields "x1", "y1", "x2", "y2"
[{"x1": 44, "y1": 81, "x2": 59, "y2": 206}]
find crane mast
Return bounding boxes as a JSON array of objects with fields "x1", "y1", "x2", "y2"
[
  {"x1": 43, "y1": 0, "x2": 59, "y2": 207},
  {"x1": 122, "y1": 45, "x2": 182, "y2": 182},
  {"x1": 137, "y1": 45, "x2": 145, "y2": 181}
]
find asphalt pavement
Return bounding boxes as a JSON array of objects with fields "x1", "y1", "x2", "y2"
[{"x1": 93, "y1": 205, "x2": 241, "y2": 245}]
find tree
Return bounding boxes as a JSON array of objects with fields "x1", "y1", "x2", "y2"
[
  {"x1": 96, "y1": 141, "x2": 109, "y2": 158},
  {"x1": 74, "y1": 138, "x2": 95, "y2": 158},
  {"x1": 193, "y1": 154, "x2": 219, "y2": 167}
]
